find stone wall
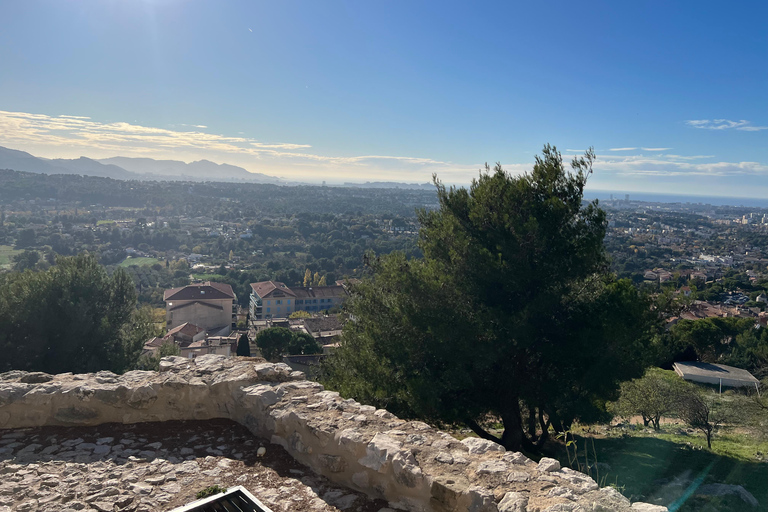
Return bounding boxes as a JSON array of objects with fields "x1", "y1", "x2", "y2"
[{"x1": 0, "y1": 355, "x2": 665, "y2": 512}]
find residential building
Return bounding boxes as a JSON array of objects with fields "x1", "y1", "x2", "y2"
[
  {"x1": 181, "y1": 332, "x2": 239, "y2": 359},
  {"x1": 249, "y1": 281, "x2": 348, "y2": 319},
  {"x1": 303, "y1": 315, "x2": 343, "y2": 345},
  {"x1": 163, "y1": 322, "x2": 207, "y2": 345},
  {"x1": 164, "y1": 281, "x2": 237, "y2": 335},
  {"x1": 291, "y1": 285, "x2": 348, "y2": 315}
]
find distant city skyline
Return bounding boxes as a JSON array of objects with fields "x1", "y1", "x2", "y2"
[{"x1": 0, "y1": 1, "x2": 766, "y2": 197}]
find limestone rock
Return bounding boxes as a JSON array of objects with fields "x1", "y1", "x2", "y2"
[
  {"x1": 0, "y1": 356, "x2": 662, "y2": 512},
  {"x1": 461, "y1": 437, "x2": 506, "y2": 455},
  {"x1": 537, "y1": 457, "x2": 561, "y2": 472},
  {"x1": 630, "y1": 504, "x2": 668, "y2": 512},
  {"x1": 499, "y1": 491, "x2": 528, "y2": 512},
  {"x1": 359, "y1": 433, "x2": 403, "y2": 471}
]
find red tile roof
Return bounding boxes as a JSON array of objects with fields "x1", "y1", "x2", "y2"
[
  {"x1": 250, "y1": 281, "x2": 349, "y2": 300},
  {"x1": 164, "y1": 282, "x2": 235, "y2": 301},
  {"x1": 168, "y1": 301, "x2": 224, "y2": 312},
  {"x1": 143, "y1": 337, "x2": 165, "y2": 349},
  {"x1": 166, "y1": 322, "x2": 205, "y2": 338},
  {"x1": 250, "y1": 281, "x2": 296, "y2": 299},
  {"x1": 291, "y1": 285, "x2": 348, "y2": 299}
]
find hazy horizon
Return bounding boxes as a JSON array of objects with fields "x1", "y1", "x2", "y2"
[{"x1": 1, "y1": 1, "x2": 766, "y2": 195}]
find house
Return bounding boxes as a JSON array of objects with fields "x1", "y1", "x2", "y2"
[
  {"x1": 164, "y1": 282, "x2": 237, "y2": 335},
  {"x1": 142, "y1": 322, "x2": 207, "y2": 355},
  {"x1": 291, "y1": 285, "x2": 347, "y2": 315},
  {"x1": 164, "y1": 322, "x2": 207, "y2": 345},
  {"x1": 249, "y1": 281, "x2": 349, "y2": 320},
  {"x1": 303, "y1": 315, "x2": 343, "y2": 345},
  {"x1": 180, "y1": 332, "x2": 239, "y2": 359},
  {"x1": 249, "y1": 281, "x2": 297, "y2": 320}
]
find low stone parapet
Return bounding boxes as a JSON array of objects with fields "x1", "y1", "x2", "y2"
[{"x1": 0, "y1": 355, "x2": 666, "y2": 512}]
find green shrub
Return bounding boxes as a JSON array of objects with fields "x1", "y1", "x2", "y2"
[{"x1": 196, "y1": 485, "x2": 227, "y2": 499}]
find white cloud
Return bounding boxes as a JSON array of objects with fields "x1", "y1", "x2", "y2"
[
  {"x1": 0, "y1": 109, "x2": 470, "y2": 182},
  {"x1": 686, "y1": 119, "x2": 768, "y2": 131},
  {"x1": 2, "y1": 109, "x2": 766, "y2": 187},
  {"x1": 663, "y1": 154, "x2": 715, "y2": 161},
  {"x1": 592, "y1": 154, "x2": 768, "y2": 177}
]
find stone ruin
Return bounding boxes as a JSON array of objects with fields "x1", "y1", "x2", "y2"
[{"x1": 0, "y1": 355, "x2": 666, "y2": 512}]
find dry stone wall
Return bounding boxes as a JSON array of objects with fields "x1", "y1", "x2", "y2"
[{"x1": 0, "y1": 355, "x2": 666, "y2": 512}]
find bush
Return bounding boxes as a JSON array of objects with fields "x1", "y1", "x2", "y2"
[
  {"x1": 195, "y1": 485, "x2": 227, "y2": 499},
  {"x1": 255, "y1": 327, "x2": 322, "y2": 361}
]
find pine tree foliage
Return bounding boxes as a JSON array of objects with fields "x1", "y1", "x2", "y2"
[
  {"x1": 0, "y1": 254, "x2": 143, "y2": 374},
  {"x1": 323, "y1": 146, "x2": 659, "y2": 451}
]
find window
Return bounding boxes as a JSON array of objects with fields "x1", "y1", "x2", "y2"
[
  {"x1": 313, "y1": 299, "x2": 318, "y2": 303},
  {"x1": 276, "y1": 300, "x2": 282, "y2": 305},
  {"x1": 266, "y1": 307, "x2": 271, "y2": 313},
  {"x1": 287, "y1": 300, "x2": 291, "y2": 304},
  {"x1": 267, "y1": 300, "x2": 271, "y2": 305}
]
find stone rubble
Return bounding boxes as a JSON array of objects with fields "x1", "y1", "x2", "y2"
[
  {"x1": 0, "y1": 355, "x2": 667, "y2": 512},
  {"x1": 0, "y1": 420, "x2": 383, "y2": 512}
]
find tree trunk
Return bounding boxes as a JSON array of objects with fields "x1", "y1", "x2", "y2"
[
  {"x1": 500, "y1": 406, "x2": 533, "y2": 452},
  {"x1": 465, "y1": 404, "x2": 541, "y2": 453},
  {"x1": 464, "y1": 418, "x2": 502, "y2": 444},
  {"x1": 705, "y1": 428, "x2": 712, "y2": 449},
  {"x1": 535, "y1": 407, "x2": 550, "y2": 447},
  {"x1": 527, "y1": 407, "x2": 537, "y2": 440}
]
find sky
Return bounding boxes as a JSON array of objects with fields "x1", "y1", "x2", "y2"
[{"x1": 0, "y1": 0, "x2": 766, "y2": 196}]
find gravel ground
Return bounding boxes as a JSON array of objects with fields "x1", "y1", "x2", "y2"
[{"x1": 0, "y1": 419, "x2": 388, "y2": 512}]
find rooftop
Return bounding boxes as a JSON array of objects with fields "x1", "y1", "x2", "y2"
[
  {"x1": 673, "y1": 361, "x2": 759, "y2": 385},
  {"x1": 164, "y1": 282, "x2": 236, "y2": 302}
]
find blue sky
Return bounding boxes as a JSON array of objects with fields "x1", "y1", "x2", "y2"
[{"x1": 0, "y1": 1, "x2": 766, "y2": 195}]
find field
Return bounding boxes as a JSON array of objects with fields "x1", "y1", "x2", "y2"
[
  {"x1": 118, "y1": 256, "x2": 164, "y2": 267},
  {"x1": 0, "y1": 245, "x2": 22, "y2": 269},
  {"x1": 579, "y1": 429, "x2": 768, "y2": 511}
]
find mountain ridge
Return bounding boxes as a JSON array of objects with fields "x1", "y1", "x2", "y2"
[{"x1": 0, "y1": 146, "x2": 283, "y2": 183}]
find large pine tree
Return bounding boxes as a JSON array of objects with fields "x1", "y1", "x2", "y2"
[{"x1": 323, "y1": 146, "x2": 659, "y2": 451}]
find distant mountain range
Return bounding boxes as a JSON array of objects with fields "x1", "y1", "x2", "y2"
[
  {"x1": 0, "y1": 146, "x2": 283, "y2": 184},
  {"x1": 98, "y1": 156, "x2": 282, "y2": 183}
]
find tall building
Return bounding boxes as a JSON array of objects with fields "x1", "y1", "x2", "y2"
[
  {"x1": 249, "y1": 280, "x2": 348, "y2": 319},
  {"x1": 164, "y1": 281, "x2": 237, "y2": 335}
]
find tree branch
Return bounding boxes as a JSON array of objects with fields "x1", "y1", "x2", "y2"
[{"x1": 464, "y1": 418, "x2": 501, "y2": 444}]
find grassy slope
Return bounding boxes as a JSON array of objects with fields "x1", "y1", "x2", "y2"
[
  {"x1": 118, "y1": 256, "x2": 163, "y2": 267},
  {"x1": 0, "y1": 245, "x2": 22, "y2": 268},
  {"x1": 574, "y1": 427, "x2": 768, "y2": 511}
]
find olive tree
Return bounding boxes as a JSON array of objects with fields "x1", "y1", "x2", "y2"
[{"x1": 611, "y1": 368, "x2": 687, "y2": 430}]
